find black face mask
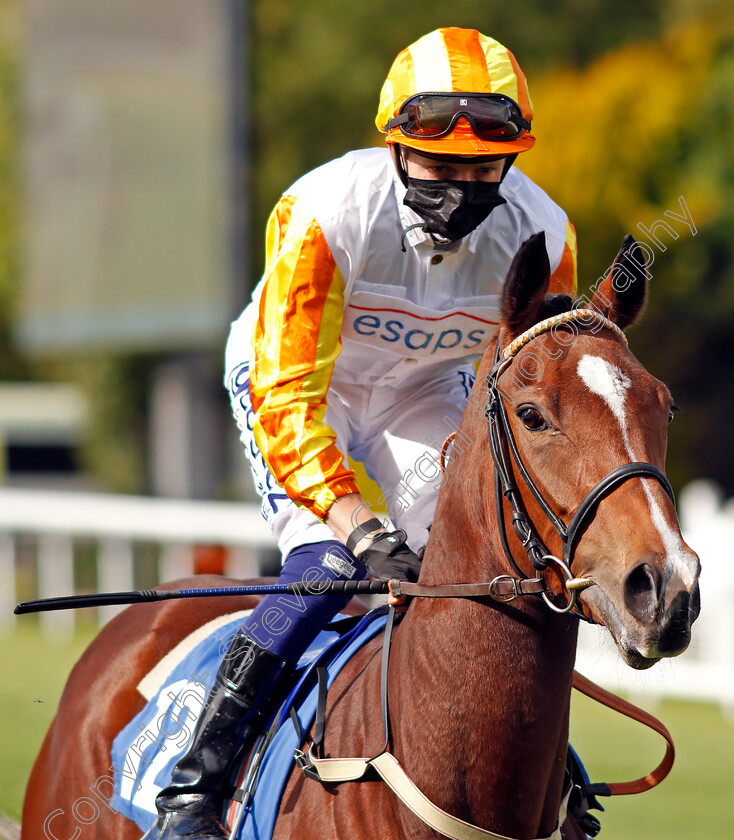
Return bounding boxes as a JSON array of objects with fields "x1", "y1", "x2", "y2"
[{"x1": 403, "y1": 178, "x2": 507, "y2": 243}]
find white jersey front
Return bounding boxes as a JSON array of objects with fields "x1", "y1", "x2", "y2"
[{"x1": 226, "y1": 147, "x2": 576, "y2": 520}]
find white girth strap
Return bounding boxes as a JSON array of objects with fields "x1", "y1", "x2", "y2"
[{"x1": 301, "y1": 744, "x2": 568, "y2": 840}]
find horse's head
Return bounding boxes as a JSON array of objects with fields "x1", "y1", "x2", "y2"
[{"x1": 490, "y1": 232, "x2": 700, "y2": 669}]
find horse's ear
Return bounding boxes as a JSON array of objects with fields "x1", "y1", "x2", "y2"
[
  {"x1": 589, "y1": 235, "x2": 648, "y2": 329},
  {"x1": 501, "y1": 232, "x2": 551, "y2": 338}
]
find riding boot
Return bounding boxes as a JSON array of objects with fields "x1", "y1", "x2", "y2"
[{"x1": 143, "y1": 630, "x2": 294, "y2": 840}]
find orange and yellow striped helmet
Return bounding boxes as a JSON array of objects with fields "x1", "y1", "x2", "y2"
[{"x1": 376, "y1": 28, "x2": 535, "y2": 156}]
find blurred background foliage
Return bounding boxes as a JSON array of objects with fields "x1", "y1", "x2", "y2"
[
  {"x1": 519, "y1": 7, "x2": 734, "y2": 491},
  {"x1": 1, "y1": 0, "x2": 733, "y2": 495}
]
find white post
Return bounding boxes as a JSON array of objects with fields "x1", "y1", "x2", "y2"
[
  {"x1": 38, "y1": 534, "x2": 75, "y2": 642},
  {"x1": 226, "y1": 545, "x2": 258, "y2": 580},
  {"x1": 160, "y1": 542, "x2": 194, "y2": 583},
  {"x1": 0, "y1": 534, "x2": 16, "y2": 633},
  {"x1": 98, "y1": 538, "x2": 135, "y2": 624}
]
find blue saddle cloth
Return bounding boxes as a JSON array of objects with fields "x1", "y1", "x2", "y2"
[{"x1": 110, "y1": 607, "x2": 389, "y2": 838}]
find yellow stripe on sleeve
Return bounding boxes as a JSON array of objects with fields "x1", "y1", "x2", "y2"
[{"x1": 249, "y1": 196, "x2": 359, "y2": 520}]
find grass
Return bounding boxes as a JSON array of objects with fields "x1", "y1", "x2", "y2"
[
  {"x1": 570, "y1": 690, "x2": 734, "y2": 837},
  {"x1": 2, "y1": 625, "x2": 732, "y2": 836},
  {"x1": 0, "y1": 624, "x2": 97, "y2": 821}
]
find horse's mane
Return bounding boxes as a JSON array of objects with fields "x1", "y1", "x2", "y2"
[{"x1": 536, "y1": 293, "x2": 574, "y2": 322}]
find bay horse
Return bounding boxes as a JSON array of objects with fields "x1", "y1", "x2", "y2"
[{"x1": 22, "y1": 233, "x2": 700, "y2": 840}]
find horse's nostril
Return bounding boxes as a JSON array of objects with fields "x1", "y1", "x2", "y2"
[
  {"x1": 658, "y1": 589, "x2": 694, "y2": 654},
  {"x1": 623, "y1": 563, "x2": 658, "y2": 622}
]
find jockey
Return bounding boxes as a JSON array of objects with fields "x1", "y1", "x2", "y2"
[{"x1": 146, "y1": 27, "x2": 577, "y2": 839}]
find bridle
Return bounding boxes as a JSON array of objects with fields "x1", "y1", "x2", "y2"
[
  {"x1": 484, "y1": 308, "x2": 675, "y2": 616},
  {"x1": 391, "y1": 309, "x2": 675, "y2": 617}
]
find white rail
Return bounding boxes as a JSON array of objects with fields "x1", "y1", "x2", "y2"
[
  {"x1": 0, "y1": 487, "x2": 275, "y2": 638},
  {"x1": 0, "y1": 488, "x2": 274, "y2": 544}
]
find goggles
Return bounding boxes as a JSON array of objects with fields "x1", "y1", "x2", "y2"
[{"x1": 386, "y1": 92, "x2": 531, "y2": 141}]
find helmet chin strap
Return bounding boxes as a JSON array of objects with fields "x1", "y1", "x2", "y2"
[
  {"x1": 392, "y1": 145, "x2": 410, "y2": 187},
  {"x1": 500, "y1": 153, "x2": 518, "y2": 180}
]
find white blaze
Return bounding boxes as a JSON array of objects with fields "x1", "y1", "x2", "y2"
[
  {"x1": 577, "y1": 355, "x2": 632, "y2": 452},
  {"x1": 576, "y1": 354, "x2": 696, "y2": 588}
]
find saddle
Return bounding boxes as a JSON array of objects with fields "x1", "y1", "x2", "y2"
[{"x1": 110, "y1": 607, "x2": 390, "y2": 838}]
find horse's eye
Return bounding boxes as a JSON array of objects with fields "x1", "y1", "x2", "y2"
[
  {"x1": 517, "y1": 406, "x2": 549, "y2": 431},
  {"x1": 668, "y1": 404, "x2": 679, "y2": 424}
]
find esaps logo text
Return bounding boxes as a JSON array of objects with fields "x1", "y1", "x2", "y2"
[{"x1": 348, "y1": 311, "x2": 494, "y2": 356}]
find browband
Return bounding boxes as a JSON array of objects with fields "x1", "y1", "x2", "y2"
[{"x1": 501, "y1": 308, "x2": 628, "y2": 361}]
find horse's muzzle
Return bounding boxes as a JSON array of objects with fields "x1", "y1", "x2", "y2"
[{"x1": 620, "y1": 554, "x2": 701, "y2": 663}]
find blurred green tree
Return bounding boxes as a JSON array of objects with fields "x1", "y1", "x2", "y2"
[{"x1": 519, "y1": 12, "x2": 734, "y2": 492}]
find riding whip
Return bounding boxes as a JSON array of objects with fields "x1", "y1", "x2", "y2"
[{"x1": 14, "y1": 579, "x2": 390, "y2": 614}]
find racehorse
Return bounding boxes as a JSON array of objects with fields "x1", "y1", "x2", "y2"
[{"x1": 21, "y1": 233, "x2": 700, "y2": 840}]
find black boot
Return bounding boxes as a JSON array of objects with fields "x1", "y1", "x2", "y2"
[{"x1": 142, "y1": 630, "x2": 294, "y2": 840}]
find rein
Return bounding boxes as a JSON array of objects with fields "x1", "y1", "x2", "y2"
[{"x1": 15, "y1": 310, "x2": 676, "y2": 627}]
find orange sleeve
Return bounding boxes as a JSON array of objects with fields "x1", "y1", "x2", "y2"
[
  {"x1": 549, "y1": 220, "x2": 578, "y2": 297},
  {"x1": 249, "y1": 195, "x2": 359, "y2": 520}
]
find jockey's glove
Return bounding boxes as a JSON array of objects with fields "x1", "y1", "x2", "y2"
[{"x1": 357, "y1": 529, "x2": 422, "y2": 583}]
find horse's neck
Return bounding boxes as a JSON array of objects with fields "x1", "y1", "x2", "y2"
[
  {"x1": 391, "y1": 576, "x2": 577, "y2": 837},
  {"x1": 388, "y1": 404, "x2": 578, "y2": 838}
]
